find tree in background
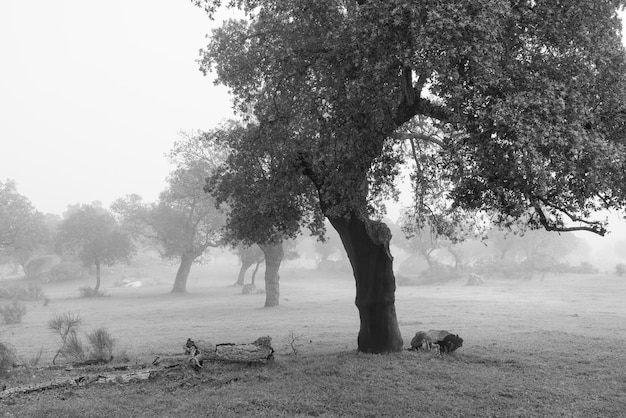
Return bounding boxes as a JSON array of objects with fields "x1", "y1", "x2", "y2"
[
  {"x1": 0, "y1": 180, "x2": 56, "y2": 275},
  {"x1": 56, "y1": 204, "x2": 134, "y2": 294},
  {"x1": 113, "y1": 132, "x2": 227, "y2": 293},
  {"x1": 233, "y1": 244, "x2": 264, "y2": 287},
  {"x1": 198, "y1": 0, "x2": 626, "y2": 352},
  {"x1": 207, "y1": 123, "x2": 325, "y2": 307}
]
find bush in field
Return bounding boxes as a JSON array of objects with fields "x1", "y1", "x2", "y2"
[
  {"x1": 616, "y1": 264, "x2": 625, "y2": 277},
  {"x1": 49, "y1": 312, "x2": 115, "y2": 364},
  {"x1": 0, "y1": 283, "x2": 45, "y2": 302},
  {"x1": 418, "y1": 263, "x2": 461, "y2": 284},
  {"x1": 63, "y1": 332, "x2": 86, "y2": 362},
  {"x1": 0, "y1": 301, "x2": 26, "y2": 324},
  {"x1": 0, "y1": 342, "x2": 17, "y2": 378},
  {"x1": 78, "y1": 286, "x2": 106, "y2": 298},
  {"x1": 24, "y1": 254, "x2": 60, "y2": 281},
  {"x1": 87, "y1": 328, "x2": 115, "y2": 360},
  {"x1": 49, "y1": 262, "x2": 85, "y2": 282},
  {"x1": 49, "y1": 312, "x2": 82, "y2": 364}
]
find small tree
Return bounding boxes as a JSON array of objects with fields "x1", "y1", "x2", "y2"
[{"x1": 56, "y1": 204, "x2": 134, "y2": 294}]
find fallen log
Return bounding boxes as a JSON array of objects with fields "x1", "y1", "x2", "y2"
[
  {"x1": 1, "y1": 336, "x2": 274, "y2": 399},
  {"x1": 184, "y1": 336, "x2": 274, "y2": 369},
  {"x1": 0, "y1": 369, "x2": 154, "y2": 399}
]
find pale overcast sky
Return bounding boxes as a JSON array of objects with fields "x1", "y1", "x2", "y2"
[{"x1": 0, "y1": 0, "x2": 236, "y2": 215}]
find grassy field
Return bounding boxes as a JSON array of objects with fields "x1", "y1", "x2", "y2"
[{"x1": 1, "y1": 259, "x2": 626, "y2": 417}]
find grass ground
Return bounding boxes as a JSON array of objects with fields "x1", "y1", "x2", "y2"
[{"x1": 1, "y1": 259, "x2": 625, "y2": 417}]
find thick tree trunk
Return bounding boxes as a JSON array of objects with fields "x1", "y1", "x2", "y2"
[
  {"x1": 234, "y1": 260, "x2": 253, "y2": 286},
  {"x1": 259, "y1": 242, "x2": 283, "y2": 307},
  {"x1": 329, "y1": 215, "x2": 403, "y2": 353},
  {"x1": 171, "y1": 253, "x2": 194, "y2": 293}
]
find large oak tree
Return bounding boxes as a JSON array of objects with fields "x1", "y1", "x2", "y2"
[{"x1": 197, "y1": 0, "x2": 626, "y2": 352}]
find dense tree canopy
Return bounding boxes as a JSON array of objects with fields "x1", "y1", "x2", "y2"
[{"x1": 196, "y1": 0, "x2": 626, "y2": 352}]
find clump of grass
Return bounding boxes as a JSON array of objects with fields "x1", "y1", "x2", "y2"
[
  {"x1": 48, "y1": 312, "x2": 82, "y2": 364},
  {"x1": 48, "y1": 312, "x2": 115, "y2": 364},
  {"x1": 28, "y1": 346, "x2": 44, "y2": 367},
  {"x1": 0, "y1": 300, "x2": 27, "y2": 324},
  {"x1": 87, "y1": 327, "x2": 115, "y2": 360},
  {"x1": 63, "y1": 332, "x2": 86, "y2": 362},
  {"x1": 0, "y1": 342, "x2": 17, "y2": 378}
]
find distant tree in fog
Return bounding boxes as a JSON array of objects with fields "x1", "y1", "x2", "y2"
[
  {"x1": 0, "y1": 180, "x2": 56, "y2": 272},
  {"x1": 206, "y1": 123, "x2": 324, "y2": 307},
  {"x1": 113, "y1": 132, "x2": 227, "y2": 293},
  {"x1": 233, "y1": 244, "x2": 264, "y2": 287},
  {"x1": 56, "y1": 204, "x2": 134, "y2": 293}
]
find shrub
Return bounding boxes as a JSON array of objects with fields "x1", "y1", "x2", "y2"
[
  {"x1": 63, "y1": 331, "x2": 86, "y2": 362},
  {"x1": 24, "y1": 254, "x2": 60, "y2": 281},
  {"x1": 49, "y1": 313, "x2": 115, "y2": 364},
  {"x1": 49, "y1": 312, "x2": 82, "y2": 364},
  {"x1": 78, "y1": 286, "x2": 106, "y2": 298},
  {"x1": 0, "y1": 342, "x2": 17, "y2": 378},
  {"x1": 49, "y1": 262, "x2": 85, "y2": 282},
  {"x1": 0, "y1": 301, "x2": 27, "y2": 324},
  {"x1": 616, "y1": 263, "x2": 625, "y2": 277},
  {"x1": 418, "y1": 263, "x2": 461, "y2": 284},
  {"x1": 87, "y1": 327, "x2": 115, "y2": 360}
]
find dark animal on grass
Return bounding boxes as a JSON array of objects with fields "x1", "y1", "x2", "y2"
[
  {"x1": 410, "y1": 330, "x2": 463, "y2": 354},
  {"x1": 436, "y1": 334, "x2": 463, "y2": 353}
]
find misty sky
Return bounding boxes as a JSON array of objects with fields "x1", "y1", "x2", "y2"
[
  {"x1": 1, "y1": 1, "x2": 625, "y2": 237},
  {"x1": 0, "y1": 1, "x2": 236, "y2": 215}
]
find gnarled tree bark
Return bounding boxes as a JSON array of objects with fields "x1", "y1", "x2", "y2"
[{"x1": 329, "y1": 214, "x2": 403, "y2": 353}]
